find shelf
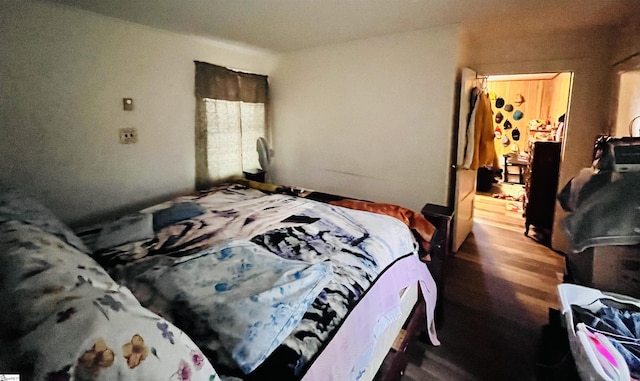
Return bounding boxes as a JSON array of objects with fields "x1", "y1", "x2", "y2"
[
  {"x1": 529, "y1": 128, "x2": 555, "y2": 132},
  {"x1": 502, "y1": 156, "x2": 526, "y2": 185}
]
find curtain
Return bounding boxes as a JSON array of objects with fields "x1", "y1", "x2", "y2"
[{"x1": 194, "y1": 61, "x2": 269, "y2": 189}]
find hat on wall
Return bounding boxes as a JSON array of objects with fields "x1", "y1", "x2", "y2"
[
  {"x1": 502, "y1": 135, "x2": 510, "y2": 146},
  {"x1": 503, "y1": 119, "x2": 512, "y2": 130},
  {"x1": 495, "y1": 112, "x2": 504, "y2": 124},
  {"x1": 495, "y1": 126, "x2": 502, "y2": 139},
  {"x1": 512, "y1": 127, "x2": 521, "y2": 141},
  {"x1": 504, "y1": 104, "x2": 514, "y2": 112},
  {"x1": 514, "y1": 93, "x2": 525, "y2": 106},
  {"x1": 513, "y1": 110, "x2": 524, "y2": 121},
  {"x1": 495, "y1": 97, "x2": 505, "y2": 108}
]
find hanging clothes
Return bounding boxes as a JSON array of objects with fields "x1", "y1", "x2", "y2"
[
  {"x1": 470, "y1": 92, "x2": 499, "y2": 170},
  {"x1": 462, "y1": 86, "x2": 480, "y2": 169}
]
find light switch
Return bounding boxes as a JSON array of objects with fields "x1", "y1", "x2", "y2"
[{"x1": 123, "y1": 98, "x2": 134, "y2": 111}]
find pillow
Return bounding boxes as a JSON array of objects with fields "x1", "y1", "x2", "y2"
[
  {"x1": 152, "y1": 201, "x2": 205, "y2": 231},
  {"x1": 0, "y1": 221, "x2": 118, "y2": 334},
  {"x1": 94, "y1": 213, "x2": 155, "y2": 251},
  {"x1": 0, "y1": 221, "x2": 219, "y2": 381},
  {"x1": 0, "y1": 179, "x2": 89, "y2": 252}
]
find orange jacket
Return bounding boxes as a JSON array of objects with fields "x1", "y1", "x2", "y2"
[{"x1": 470, "y1": 93, "x2": 499, "y2": 170}]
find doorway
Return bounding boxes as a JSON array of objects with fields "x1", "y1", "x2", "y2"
[{"x1": 473, "y1": 72, "x2": 574, "y2": 243}]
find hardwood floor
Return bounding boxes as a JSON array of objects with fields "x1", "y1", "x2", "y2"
[{"x1": 403, "y1": 193, "x2": 569, "y2": 381}]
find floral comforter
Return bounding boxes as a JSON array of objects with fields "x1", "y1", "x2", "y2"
[{"x1": 0, "y1": 180, "x2": 219, "y2": 381}]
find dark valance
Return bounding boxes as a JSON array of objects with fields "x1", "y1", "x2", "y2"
[{"x1": 194, "y1": 61, "x2": 268, "y2": 103}]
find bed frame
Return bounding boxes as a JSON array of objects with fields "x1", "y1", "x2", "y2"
[{"x1": 373, "y1": 282, "x2": 426, "y2": 381}]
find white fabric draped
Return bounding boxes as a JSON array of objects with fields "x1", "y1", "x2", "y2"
[{"x1": 199, "y1": 99, "x2": 266, "y2": 182}]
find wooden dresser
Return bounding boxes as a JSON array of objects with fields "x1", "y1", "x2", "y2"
[{"x1": 524, "y1": 141, "x2": 561, "y2": 245}]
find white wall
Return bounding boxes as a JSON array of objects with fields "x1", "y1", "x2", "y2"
[
  {"x1": 0, "y1": 1, "x2": 277, "y2": 225},
  {"x1": 615, "y1": 71, "x2": 640, "y2": 137},
  {"x1": 270, "y1": 26, "x2": 462, "y2": 212},
  {"x1": 612, "y1": 23, "x2": 640, "y2": 66},
  {"x1": 612, "y1": 24, "x2": 640, "y2": 138},
  {"x1": 465, "y1": 26, "x2": 616, "y2": 253}
]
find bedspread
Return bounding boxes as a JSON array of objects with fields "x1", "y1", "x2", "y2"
[{"x1": 84, "y1": 183, "x2": 435, "y2": 380}]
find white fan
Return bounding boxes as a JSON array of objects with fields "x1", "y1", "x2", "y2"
[{"x1": 256, "y1": 137, "x2": 273, "y2": 171}]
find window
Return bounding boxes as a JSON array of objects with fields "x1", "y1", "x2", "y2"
[{"x1": 194, "y1": 61, "x2": 268, "y2": 189}]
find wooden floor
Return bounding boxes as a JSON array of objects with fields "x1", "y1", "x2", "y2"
[{"x1": 402, "y1": 193, "x2": 568, "y2": 381}]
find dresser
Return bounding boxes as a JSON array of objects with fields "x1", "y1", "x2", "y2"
[{"x1": 524, "y1": 141, "x2": 561, "y2": 245}]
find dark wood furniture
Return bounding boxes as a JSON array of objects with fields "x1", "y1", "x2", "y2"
[
  {"x1": 524, "y1": 141, "x2": 561, "y2": 245},
  {"x1": 421, "y1": 203, "x2": 453, "y2": 260},
  {"x1": 243, "y1": 169, "x2": 266, "y2": 182},
  {"x1": 420, "y1": 203, "x2": 453, "y2": 323},
  {"x1": 374, "y1": 294, "x2": 426, "y2": 381}
]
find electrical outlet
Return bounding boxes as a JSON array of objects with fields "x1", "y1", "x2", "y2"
[{"x1": 119, "y1": 128, "x2": 138, "y2": 144}]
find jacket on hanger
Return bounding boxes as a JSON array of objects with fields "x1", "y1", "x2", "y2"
[{"x1": 470, "y1": 92, "x2": 499, "y2": 170}]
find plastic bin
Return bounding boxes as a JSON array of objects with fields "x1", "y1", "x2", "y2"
[{"x1": 558, "y1": 284, "x2": 638, "y2": 381}]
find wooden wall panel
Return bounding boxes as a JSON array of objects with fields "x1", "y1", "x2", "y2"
[
  {"x1": 485, "y1": 76, "x2": 570, "y2": 163},
  {"x1": 549, "y1": 73, "x2": 572, "y2": 125}
]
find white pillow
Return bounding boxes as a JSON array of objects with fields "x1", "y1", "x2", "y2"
[{"x1": 94, "y1": 213, "x2": 154, "y2": 251}]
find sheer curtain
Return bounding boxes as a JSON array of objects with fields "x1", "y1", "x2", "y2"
[{"x1": 194, "y1": 61, "x2": 268, "y2": 189}]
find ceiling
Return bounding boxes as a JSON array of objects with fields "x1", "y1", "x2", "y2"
[{"x1": 41, "y1": 0, "x2": 640, "y2": 53}]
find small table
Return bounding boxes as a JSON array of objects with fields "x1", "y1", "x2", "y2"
[
  {"x1": 420, "y1": 203, "x2": 453, "y2": 324},
  {"x1": 243, "y1": 169, "x2": 266, "y2": 182},
  {"x1": 421, "y1": 203, "x2": 453, "y2": 261},
  {"x1": 503, "y1": 155, "x2": 527, "y2": 184}
]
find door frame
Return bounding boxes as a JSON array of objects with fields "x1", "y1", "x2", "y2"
[{"x1": 449, "y1": 69, "x2": 575, "y2": 252}]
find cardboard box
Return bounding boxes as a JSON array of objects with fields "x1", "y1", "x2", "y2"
[{"x1": 566, "y1": 244, "x2": 640, "y2": 298}]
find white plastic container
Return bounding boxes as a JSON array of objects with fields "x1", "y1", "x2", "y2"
[{"x1": 558, "y1": 284, "x2": 636, "y2": 381}]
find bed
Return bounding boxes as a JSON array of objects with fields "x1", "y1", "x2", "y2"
[{"x1": 0, "y1": 179, "x2": 440, "y2": 381}]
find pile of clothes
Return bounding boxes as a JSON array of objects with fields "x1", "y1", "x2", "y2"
[{"x1": 558, "y1": 136, "x2": 640, "y2": 252}]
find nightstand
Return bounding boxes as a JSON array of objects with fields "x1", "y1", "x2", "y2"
[
  {"x1": 420, "y1": 203, "x2": 453, "y2": 324},
  {"x1": 421, "y1": 203, "x2": 453, "y2": 261},
  {"x1": 243, "y1": 169, "x2": 266, "y2": 182}
]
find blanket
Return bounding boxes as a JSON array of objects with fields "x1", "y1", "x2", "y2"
[
  {"x1": 329, "y1": 199, "x2": 436, "y2": 252},
  {"x1": 86, "y1": 183, "x2": 423, "y2": 379},
  {"x1": 114, "y1": 239, "x2": 333, "y2": 374},
  {"x1": 563, "y1": 172, "x2": 640, "y2": 252}
]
